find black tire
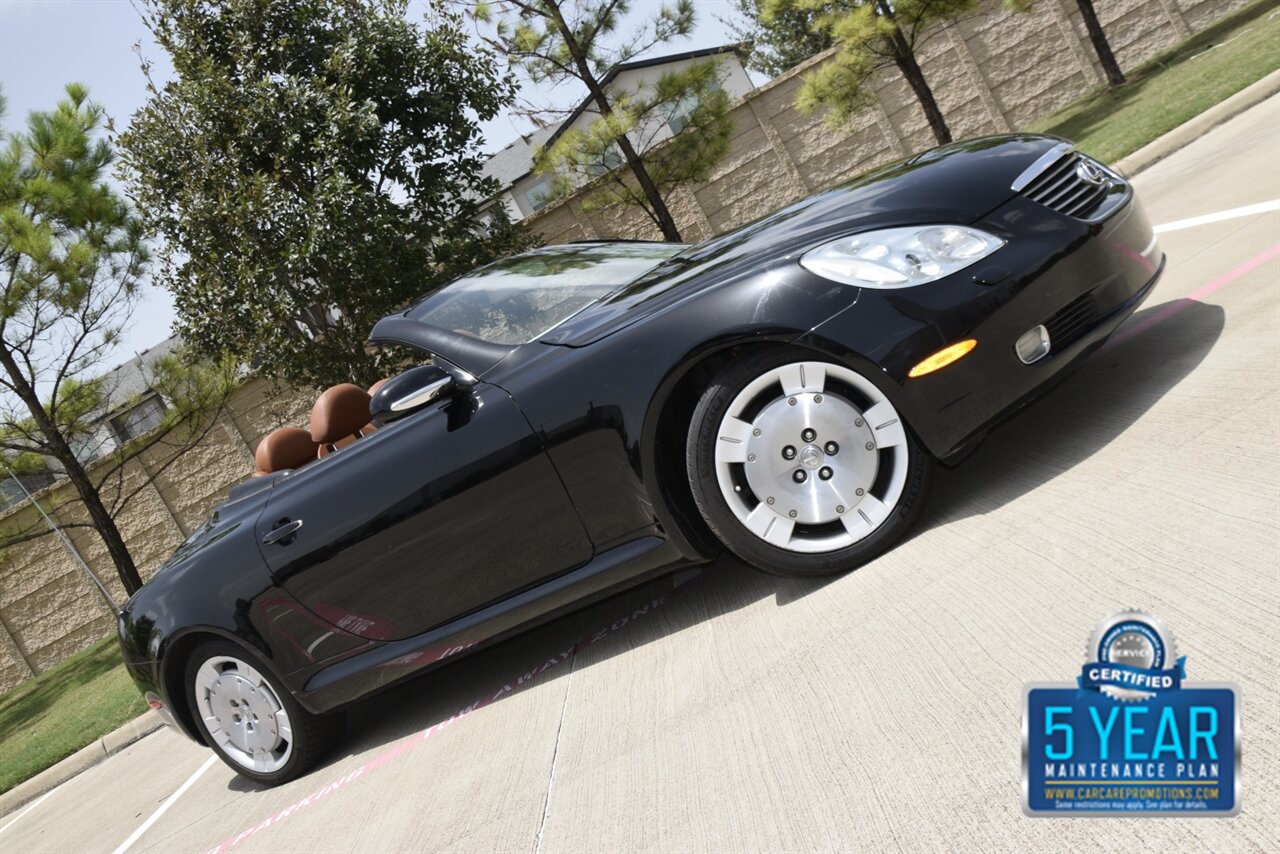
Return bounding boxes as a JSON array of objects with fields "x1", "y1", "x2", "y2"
[
  {"x1": 185, "y1": 639, "x2": 341, "y2": 786},
  {"x1": 686, "y1": 348, "x2": 932, "y2": 577}
]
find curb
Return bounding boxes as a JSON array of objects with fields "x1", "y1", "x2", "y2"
[
  {"x1": 1113, "y1": 68, "x2": 1280, "y2": 176},
  {"x1": 0, "y1": 710, "x2": 165, "y2": 820}
]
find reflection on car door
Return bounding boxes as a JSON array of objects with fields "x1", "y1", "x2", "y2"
[{"x1": 252, "y1": 382, "x2": 593, "y2": 641}]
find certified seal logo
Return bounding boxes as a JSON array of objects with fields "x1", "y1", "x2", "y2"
[
  {"x1": 1083, "y1": 609, "x2": 1184, "y2": 701},
  {"x1": 1023, "y1": 609, "x2": 1241, "y2": 816}
]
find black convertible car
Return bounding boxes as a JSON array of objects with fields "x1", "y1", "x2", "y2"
[{"x1": 119, "y1": 135, "x2": 1163, "y2": 783}]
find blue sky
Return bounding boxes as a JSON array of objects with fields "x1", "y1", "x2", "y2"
[{"x1": 0, "y1": 0, "x2": 744, "y2": 368}]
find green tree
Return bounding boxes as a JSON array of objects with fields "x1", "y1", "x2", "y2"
[
  {"x1": 771, "y1": 0, "x2": 979, "y2": 145},
  {"x1": 475, "y1": 0, "x2": 728, "y2": 241},
  {"x1": 0, "y1": 85, "x2": 234, "y2": 596},
  {"x1": 722, "y1": 0, "x2": 834, "y2": 78},
  {"x1": 121, "y1": 0, "x2": 531, "y2": 391},
  {"x1": 535, "y1": 59, "x2": 733, "y2": 230}
]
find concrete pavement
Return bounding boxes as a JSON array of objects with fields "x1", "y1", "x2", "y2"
[{"x1": 2, "y1": 96, "x2": 1278, "y2": 853}]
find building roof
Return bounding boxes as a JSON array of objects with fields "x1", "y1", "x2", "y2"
[
  {"x1": 100, "y1": 335, "x2": 181, "y2": 414},
  {"x1": 480, "y1": 125, "x2": 557, "y2": 189}
]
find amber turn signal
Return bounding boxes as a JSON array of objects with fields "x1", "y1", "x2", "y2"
[{"x1": 908, "y1": 339, "x2": 977, "y2": 378}]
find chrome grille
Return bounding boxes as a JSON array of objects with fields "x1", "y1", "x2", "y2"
[
  {"x1": 1043, "y1": 291, "x2": 1100, "y2": 352},
  {"x1": 1018, "y1": 151, "x2": 1118, "y2": 220}
]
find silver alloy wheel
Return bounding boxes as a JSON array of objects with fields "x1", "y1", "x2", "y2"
[
  {"x1": 713, "y1": 361, "x2": 910, "y2": 554},
  {"x1": 193, "y1": 655, "x2": 293, "y2": 773}
]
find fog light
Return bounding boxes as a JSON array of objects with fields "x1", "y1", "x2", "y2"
[
  {"x1": 1015, "y1": 325, "x2": 1051, "y2": 364},
  {"x1": 908, "y1": 339, "x2": 977, "y2": 378}
]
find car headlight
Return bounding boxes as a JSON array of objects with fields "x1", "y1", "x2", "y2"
[{"x1": 799, "y1": 225, "x2": 1005, "y2": 289}]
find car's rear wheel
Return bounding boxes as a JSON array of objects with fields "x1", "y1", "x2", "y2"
[
  {"x1": 186, "y1": 640, "x2": 340, "y2": 785},
  {"x1": 687, "y1": 349, "x2": 932, "y2": 577}
]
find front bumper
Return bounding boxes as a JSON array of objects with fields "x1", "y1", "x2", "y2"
[
  {"x1": 117, "y1": 612, "x2": 187, "y2": 736},
  {"x1": 119, "y1": 654, "x2": 184, "y2": 731},
  {"x1": 800, "y1": 188, "x2": 1163, "y2": 459}
]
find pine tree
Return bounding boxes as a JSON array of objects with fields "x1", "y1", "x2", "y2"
[
  {"x1": 0, "y1": 85, "x2": 234, "y2": 595},
  {"x1": 770, "y1": 0, "x2": 981, "y2": 145},
  {"x1": 1073, "y1": 0, "x2": 1126, "y2": 87},
  {"x1": 536, "y1": 59, "x2": 733, "y2": 231},
  {"x1": 476, "y1": 0, "x2": 732, "y2": 241}
]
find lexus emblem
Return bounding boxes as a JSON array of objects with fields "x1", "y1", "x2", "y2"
[{"x1": 1075, "y1": 159, "x2": 1108, "y2": 186}]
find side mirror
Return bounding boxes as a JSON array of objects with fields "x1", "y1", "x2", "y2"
[{"x1": 369, "y1": 365, "x2": 465, "y2": 425}]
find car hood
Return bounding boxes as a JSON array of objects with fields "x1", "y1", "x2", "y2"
[{"x1": 538, "y1": 133, "x2": 1062, "y2": 347}]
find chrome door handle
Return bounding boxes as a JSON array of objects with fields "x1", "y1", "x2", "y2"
[{"x1": 262, "y1": 519, "x2": 303, "y2": 546}]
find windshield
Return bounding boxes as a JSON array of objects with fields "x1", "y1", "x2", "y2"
[{"x1": 406, "y1": 242, "x2": 686, "y2": 345}]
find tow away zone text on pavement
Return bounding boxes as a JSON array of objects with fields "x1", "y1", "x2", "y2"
[{"x1": 206, "y1": 574, "x2": 698, "y2": 854}]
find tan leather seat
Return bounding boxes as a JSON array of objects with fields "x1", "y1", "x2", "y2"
[
  {"x1": 311, "y1": 384, "x2": 374, "y2": 458},
  {"x1": 253, "y1": 427, "x2": 319, "y2": 476}
]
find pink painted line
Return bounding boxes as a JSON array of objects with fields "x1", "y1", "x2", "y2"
[
  {"x1": 205, "y1": 577, "x2": 697, "y2": 854},
  {"x1": 1104, "y1": 242, "x2": 1280, "y2": 350},
  {"x1": 1104, "y1": 237, "x2": 1156, "y2": 276}
]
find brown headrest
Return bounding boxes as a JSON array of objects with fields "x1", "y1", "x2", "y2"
[
  {"x1": 255, "y1": 428, "x2": 318, "y2": 474},
  {"x1": 311, "y1": 384, "x2": 372, "y2": 445},
  {"x1": 368, "y1": 377, "x2": 392, "y2": 397}
]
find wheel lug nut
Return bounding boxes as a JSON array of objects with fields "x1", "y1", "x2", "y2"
[
  {"x1": 752, "y1": 428, "x2": 761, "y2": 437},
  {"x1": 855, "y1": 418, "x2": 864, "y2": 427},
  {"x1": 782, "y1": 445, "x2": 796, "y2": 460},
  {"x1": 748, "y1": 453, "x2": 756, "y2": 462},
  {"x1": 788, "y1": 510, "x2": 797, "y2": 518},
  {"x1": 793, "y1": 469, "x2": 807, "y2": 483},
  {"x1": 855, "y1": 488, "x2": 865, "y2": 496},
  {"x1": 865, "y1": 441, "x2": 875, "y2": 451},
  {"x1": 819, "y1": 467, "x2": 833, "y2": 480},
  {"x1": 836, "y1": 505, "x2": 846, "y2": 514},
  {"x1": 766, "y1": 496, "x2": 775, "y2": 505},
  {"x1": 788, "y1": 397, "x2": 796, "y2": 406},
  {"x1": 824, "y1": 441, "x2": 838, "y2": 455},
  {"x1": 801, "y1": 428, "x2": 816, "y2": 442},
  {"x1": 814, "y1": 394, "x2": 823, "y2": 403}
]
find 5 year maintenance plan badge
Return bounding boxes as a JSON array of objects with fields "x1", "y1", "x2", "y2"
[{"x1": 1022, "y1": 610, "x2": 1240, "y2": 816}]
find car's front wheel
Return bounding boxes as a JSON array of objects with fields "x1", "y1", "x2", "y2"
[
  {"x1": 186, "y1": 640, "x2": 340, "y2": 785},
  {"x1": 687, "y1": 349, "x2": 932, "y2": 577}
]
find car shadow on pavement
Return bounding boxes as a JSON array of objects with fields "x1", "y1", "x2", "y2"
[
  {"x1": 224, "y1": 298, "x2": 1224, "y2": 796},
  {"x1": 222, "y1": 554, "x2": 812, "y2": 794},
  {"x1": 923, "y1": 298, "x2": 1226, "y2": 530}
]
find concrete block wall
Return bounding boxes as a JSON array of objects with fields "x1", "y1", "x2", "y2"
[
  {"x1": 524, "y1": 0, "x2": 1251, "y2": 244},
  {"x1": 0, "y1": 377, "x2": 312, "y2": 693}
]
